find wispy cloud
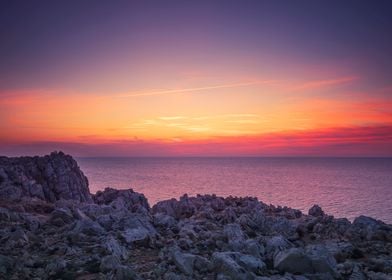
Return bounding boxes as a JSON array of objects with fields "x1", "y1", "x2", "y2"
[
  {"x1": 192, "y1": 114, "x2": 260, "y2": 121},
  {"x1": 115, "y1": 80, "x2": 276, "y2": 98},
  {"x1": 184, "y1": 126, "x2": 211, "y2": 132},
  {"x1": 288, "y1": 76, "x2": 358, "y2": 91}
]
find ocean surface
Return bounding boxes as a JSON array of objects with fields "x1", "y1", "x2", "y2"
[{"x1": 77, "y1": 157, "x2": 392, "y2": 223}]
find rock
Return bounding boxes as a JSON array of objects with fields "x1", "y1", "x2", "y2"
[
  {"x1": 237, "y1": 254, "x2": 266, "y2": 274},
  {"x1": 324, "y1": 241, "x2": 355, "y2": 263},
  {"x1": 0, "y1": 207, "x2": 10, "y2": 221},
  {"x1": 163, "y1": 272, "x2": 183, "y2": 280},
  {"x1": 72, "y1": 218, "x2": 106, "y2": 236},
  {"x1": 153, "y1": 212, "x2": 177, "y2": 229},
  {"x1": 308, "y1": 205, "x2": 325, "y2": 217},
  {"x1": 306, "y1": 244, "x2": 338, "y2": 276},
  {"x1": 100, "y1": 255, "x2": 120, "y2": 273},
  {"x1": 8, "y1": 228, "x2": 29, "y2": 247},
  {"x1": 94, "y1": 187, "x2": 150, "y2": 212},
  {"x1": 274, "y1": 248, "x2": 313, "y2": 274},
  {"x1": 79, "y1": 204, "x2": 113, "y2": 221},
  {"x1": 349, "y1": 265, "x2": 367, "y2": 280},
  {"x1": 172, "y1": 250, "x2": 196, "y2": 275},
  {"x1": 0, "y1": 152, "x2": 91, "y2": 203},
  {"x1": 0, "y1": 255, "x2": 13, "y2": 275},
  {"x1": 212, "y1": 252, "x2": 249, "y2": 280},
  {"x1": 45, "y1": 258, "x2": 67, "y2": 277},
  {"x1": 122, "y1": 227, "x2": 151, "y2": 246},
  {"x1": 274, "y1": 246, "x2": 339, "y2": 277},
  {"x1": 243, "y1": 239, "x2": 265, "y2": 258},
  {"x1": 49, "y1": 207, "x2": 75, "y2": 226},
  {"x1": 366, "y1": 258, "x2": 392, "y2": 274},
  {"x1": 266, "y1": 235, "x2": 292, "y2": 259},
  {"x1": 115, "y1": 265, "x2": 141, "y2": 280},
  {"x1": 351, "y1": 215, "x2": 392, "y2": 241},
  {"x1": 152, "y1": 194, "x2": 196, "y2": 219},
  {"x1": 96, "y1": 214, "x2": 114, "y2": 230},
  {"x1": 224, "y1": 223, "x2": 245, "y2": 241},
  {"x1": 194, "y1": 255, "x2": 212, "y2": 273},
  {"x1": 103, "y1": 235, "x2": 129, "y2": 260},
  {"x1": 20, "y1": 213, "x2": 41, "y2": 231}
]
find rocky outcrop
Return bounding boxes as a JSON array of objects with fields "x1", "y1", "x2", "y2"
[
  {"x1": 0, "y1": 152, "x2": 391, "y2": 279},
  {"x1": 0, "y1": 151, "x2": 91, "y2": 203},
  {"x1": 94, "y1": 187, "x2": 150, "y2": 213}
]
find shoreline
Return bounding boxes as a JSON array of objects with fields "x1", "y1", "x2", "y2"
[{"x1": 0, "y1": 152, "x2": 391, "y2": 279}]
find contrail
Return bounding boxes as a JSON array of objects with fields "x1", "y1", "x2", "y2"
[{"x1": 116, "y1": 80, "x2": 276, "y2": 98}]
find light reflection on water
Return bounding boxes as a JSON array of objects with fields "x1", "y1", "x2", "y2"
[{"x1": 77, "y1": 157, "x2": 392, "y2": 223}]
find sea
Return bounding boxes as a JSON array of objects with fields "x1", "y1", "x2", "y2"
[{"x1": 77, "y1": 157, "x2": 392, "y2": 224}]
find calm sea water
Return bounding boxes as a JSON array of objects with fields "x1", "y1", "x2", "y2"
[{"x1": 77, "y1": 157, "x2": 392, "y2": 223}]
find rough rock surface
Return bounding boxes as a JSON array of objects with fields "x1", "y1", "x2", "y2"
[
  {"x1": 0, "y1": 151, "x2": 91, "y2": 202},
  {"x1": 0, "y1": 152, "x2": 391, "y2": 279}
]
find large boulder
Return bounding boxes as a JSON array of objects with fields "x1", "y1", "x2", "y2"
[
  {"x1": 306, "y1": 244, "x2": 339, "y2": 276},
  {"x1": 152, "y1": 194, "x2": 196, "y2": 219},
  {"x1": 349, "y1": 215, "x2": 392, "y2": 241},
  {"x1": 273, "y1": 248, "x2": 313, "y2": 274},
  {"x1": 172, "y1": 250, "x2": 196, "y2": 275},
  {"x1": 93, "y1": 187, "x2": 150, "y2": 212},
  {"x1": 274, "y1": 246, "x2": 339, "y2": 277},
  {"x1": 0, "y1": 151, "x2": 91, "y2": 203},
  {"x1": 212, "y1": 252, "x2": 249, "y2": 280}
]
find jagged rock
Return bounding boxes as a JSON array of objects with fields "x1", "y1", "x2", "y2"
[
  {"x1": 324, "y1": 241, "x2": 355, "y2": 263},
  {"x1": 152, "y1": 194, "x2": 196, "y2": 219},
  {"x1": 153, "y1": 212, "x2": 177, "y2": 229},
  {"x1": 172, "y1": 250, "x2": 196, "y2": 275},
  {"x1": 265, "y1": 235, "x2": 292, "y2": 259},
  {"x1": 97, "y1": 214, "x2": 114, "y2": 230},
  {"x1": 122, "y1": 227, "x2": 151, "y2": 246},
  {"x1": 94, "y1": 187, "x2": 150, "y2": 212},
  {"x1": 17, "y1": 213, "x2": 41, "y2": 231},
  {"x1": 193, "y1": 255, "x2": 212, "y2": 273},
  {"x1": 350, "y1": 215, "x2": 392, "y2": 241},
  {"x1": 48, "y1": 207, "x2": 75, "y2": 226},
  {"x1": 45, "y1": 258, "x2": 67, "y2": 277},
  {"x1": 243, "y1": 239, "x2": 265, "y2": 258},
  {"x1": 72, "y1": 218, "x2": 106, "y2": 236},
  {"x1": 80, "y1": 203, "x2": 112, "y2": 219},
  {"x1": 274, "y1": 245, "x2": 339, "y2": 277},
  {"x1": 7, "y1": 228, "x2": 29, "y2": 247},
  {"x1": 306, "y1": 244, "x2": 339, "y2": 276},
  {"x1": 0, "y1": 208, "x2": 10, "y2": 221},
  {"x1": 349, "y1": 265, "x2": 367, "y2": 280},
  {"x1": 103, "y1": 235, "x2": 129, "y2": 260},
  {"x1": 237, "y1": 254, "x2": 266, "y2": 274},
  {"x1": 0, "y1": 152, "x2": 91, "y2": 203},
  {"x1": 100, "y1": 255, "x2": 120, "y2": 273},
  {"x1": 274, "y1": 248, "x2": 313, "y2": 274},
  {"x1": 212, "y1": 252, "x2": 249, "y2": 280},
  {"x1": 0, "y1": 255, "x2": 13, "y2": 275},
  {"x1": 308, "y1": 205, "x2": 325, "y2": 217},
  {"x1": 224, "y1": 223, "x2": 246, "y2": 250},
  {"x1": 115, "y1": 265, "x2": 141, "y2": 280}
]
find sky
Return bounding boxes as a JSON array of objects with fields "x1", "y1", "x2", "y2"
[{"x1": 1, "y1": 0, "x2": 392, "y2": 157}]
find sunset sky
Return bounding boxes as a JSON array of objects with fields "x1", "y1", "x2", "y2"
[{"x1": 1, "y1": 1, "x2": 392, "y2": 156}]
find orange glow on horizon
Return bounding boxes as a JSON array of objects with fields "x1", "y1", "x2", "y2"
[{"x1": 1, "y1": 74, "x2": 392, "y2": 157}]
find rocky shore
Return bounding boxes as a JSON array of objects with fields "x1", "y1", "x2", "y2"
[{"x1": 0, "y1": 152, "x2": 391, "y2": 279}]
